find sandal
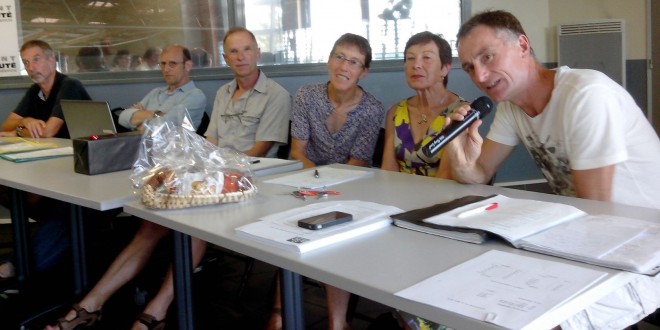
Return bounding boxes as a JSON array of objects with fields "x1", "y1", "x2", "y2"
[
  {"x1": 54, "y1": 304, "x2": 102, "y2": 330},
  {"x1": 137, "y1": 313, "x2": 166, "y2": 330}
]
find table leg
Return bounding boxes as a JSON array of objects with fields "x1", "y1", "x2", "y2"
[
  {"x1": 9, "y1": 188, "x2": 30, "y2": 282},
  {"x1": 70, "y1": 204, "x2": 87, "y2": 296},
  {"x1": 172, "y1": 231, "x2": 194, "y2": 330},
  {"x1": 280, "y1": 268, "x2": 305, "y2": 330}
]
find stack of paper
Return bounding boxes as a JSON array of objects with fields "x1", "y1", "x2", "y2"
[
  {"x1": 235, "y1": 200, "x2": 403, "y2": 253},
  {"x1": 0, "y1": 138, "x2": 58, "y2": 154},
  {"x1": 395, "y1": 250, "x2": 608, "y2": 330},
  {"x1": 263, "y1": 167, "x2": 372, "y2": 189},
  {"x1": 0, "y1": 146, "x2": 73, "y2": 162},
  {"x1": 518, "y1": 214, "x2": 660, "y2": 275}
]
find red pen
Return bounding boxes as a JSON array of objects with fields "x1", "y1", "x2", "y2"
[{"x1": 457, "y1": 202, "x2": 498, "y2": 218}]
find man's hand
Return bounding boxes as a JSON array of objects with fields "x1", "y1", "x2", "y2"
[
  {"x1": 21, "y1": 117, "x2": 47, "y2": 138},
  {"x1": 444, "y1": 104, "x2": 484, "y2": 169}
]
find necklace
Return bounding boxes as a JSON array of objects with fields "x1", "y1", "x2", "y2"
[{"x1": 417, "y1": 93, "x2": 449, "y2": 124}]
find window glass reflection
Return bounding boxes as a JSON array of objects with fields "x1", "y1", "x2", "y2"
[{"x1": 16, "y1": 0, "x2": 461, "y2": 75}]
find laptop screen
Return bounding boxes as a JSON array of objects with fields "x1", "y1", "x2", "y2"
[{"x1": 61, "y1": 100, "x2": 118, "y2": 139}]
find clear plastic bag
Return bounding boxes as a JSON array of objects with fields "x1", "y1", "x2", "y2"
[{"x1": 130, "y1": 108, "x2": 257, "y2": 209}]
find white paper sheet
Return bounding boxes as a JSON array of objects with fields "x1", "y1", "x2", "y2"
[
  {"x1": 395, "y1": 250, "x2": 607, "y2": 330},
  {"x1": 263, "y1": 167, "x2": 372, "y2": 189},
  {"x1": 235, "y1": 200, "x2": 402, "y2": 253}
]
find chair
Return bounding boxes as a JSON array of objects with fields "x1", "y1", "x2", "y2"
[
  {"x1": 111, "y1": 108, "x2": 210, "y2": 136},
  {"x1": 276, "y1": 121, "x2": 292, "y2": 159},
  {"x1": 371, "y1": 127, "x2": 386, "y2": 168},
  {"x1": 195, "y1": 245, "x2": 255, "y2": 304},
  {"x1": 196, "y1": 112, "x2": 210, "y2": 137},
  {"x1": 110, "y1": 107, "x2": 132, "y2": 133}
]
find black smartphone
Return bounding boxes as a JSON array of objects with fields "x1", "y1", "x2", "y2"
[{"x1": 297, "y1": 211, "x2": 353, "y2": 230}]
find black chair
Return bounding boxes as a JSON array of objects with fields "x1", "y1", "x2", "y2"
[
  {"x1": 111, "y1": 108, "x2": 210, "y2": 137},
  {"x1": 110, "y1": 107, "x2": 132, "y2": 133},
  {"x1": 276, "y1": 121, "x2": 292, "y2": 159},
  {"x1": 371, "y1": 127, "x2": 386, "y2": 168},
  {"x1": 196, "y1": 112, "x2": 210, "y2": 137}
]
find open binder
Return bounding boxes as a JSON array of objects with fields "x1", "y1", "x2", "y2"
[{"x1": 392, "y1": 194, "x2": 660, "y2": 275}]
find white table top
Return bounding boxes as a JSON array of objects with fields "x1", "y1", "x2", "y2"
[
  {"x1": 0, "y1": 138, "x2": 302, "y2": 211},
  {"x1": 124, "y1": 163, "x2": 660, "y2": 330},
  {"x1": 0, "y1": 138, "x2": 135, "y2": 210}
]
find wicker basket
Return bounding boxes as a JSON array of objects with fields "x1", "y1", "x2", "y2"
[{"x1": 141, "y1": 184, "x2": 257, "y2": 209}]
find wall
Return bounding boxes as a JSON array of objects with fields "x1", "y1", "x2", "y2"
[
  {"x1": 470, "y1": 0, "x2": 551, "y2": 62},
  {"x1": 471, "y1": 0, "x2": 647, "y2": 62},
  {"x1": 0, "y1": 0, "x2": 650, "y2": 185}
]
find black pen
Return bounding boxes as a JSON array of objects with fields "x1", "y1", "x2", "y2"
[
  {"x1": 314, "y1": 169, "x2": 320, "y2": 178},
  {"x1": 251, "y1": 159, "x2": 261, "y2": 164}
]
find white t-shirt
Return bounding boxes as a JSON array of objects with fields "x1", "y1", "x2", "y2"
[{"x1": 487, "y1": 66, "x2": 660, "y2": 209}]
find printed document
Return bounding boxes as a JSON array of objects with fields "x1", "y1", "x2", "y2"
[
  {"x1": 263, "y1": 167, "x2": 372, "y2": 189},
  {"x1": 0, "y1": 138, "x2": 58, "y2": 154},
  {"x1": 0, "y1": 146, "x2": 73, "y2": 162},
  {"x1": 235, "y1": 200, "x2": 402, "y2": 253},
  {"x1": 395, "y1": 250, "x2": 607, "y2": 330}
]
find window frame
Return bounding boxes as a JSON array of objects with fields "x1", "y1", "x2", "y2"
[{"x1": 0, "y1": 0, "x2": 470, "y2": 90}]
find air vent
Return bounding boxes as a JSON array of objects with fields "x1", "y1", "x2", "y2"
[
  {"x1": 557, "y1": 19, "x2": 625, "y2": 87},
  {"x1": 559, "y1": 20, "x2": 624, "y2": 35}
]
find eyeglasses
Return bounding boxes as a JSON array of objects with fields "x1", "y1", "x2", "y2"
[
  {"x1": 221, "y1": 91, "x2": 251, "y2": 124},
  {"x1": 160, "y1": 61, "x2": 184, "y2": 69},
  {"x1": 330, "y1": 53, "x2": 364, "y2": 69}
]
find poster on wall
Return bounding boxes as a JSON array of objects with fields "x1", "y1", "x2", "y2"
[{"x1": 0, "y1": 0, "x2": 19, "y2": 77}]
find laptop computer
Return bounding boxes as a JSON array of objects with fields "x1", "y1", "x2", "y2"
[{"x1": 61, "y1": 100, "x2": 118, "y2": 138}]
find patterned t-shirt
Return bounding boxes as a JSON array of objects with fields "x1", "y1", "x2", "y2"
[{"x1": 290, "y1": 83, "x2": 385, "y2": 165}]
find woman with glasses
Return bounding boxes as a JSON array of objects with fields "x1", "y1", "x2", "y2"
[
  {"x1": 289, "y1": 33, "x2": 385, "y2": 168},
  {"x1": 381, "y1": 31, "x2": 468, "y2": 177},
  {"x1": 269, "y1": 33, "x2": 385, "y2": 330}
]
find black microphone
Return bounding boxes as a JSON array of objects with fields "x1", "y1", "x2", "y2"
[{"x1": 421, "y1": 96, "x2": 494, "y2": 158}]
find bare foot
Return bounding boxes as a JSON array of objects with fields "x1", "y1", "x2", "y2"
[
  {"x1": 0, "y1": 262, "x2": 15, "y2": 279},
  {"x1": 265, "y1": 307, "x2": 282, "y2": 330}
]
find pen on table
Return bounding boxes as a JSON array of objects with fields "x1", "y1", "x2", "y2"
[
  {"x1": 314, "y1": 169, "x2": 320, "y2": 178},
  {"x1": 457, "y1": 202, "x2": 498, "y2": 218}
]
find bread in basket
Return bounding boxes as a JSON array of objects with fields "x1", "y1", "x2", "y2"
[{"x1": 140, "y1": 167, "x2": 257, "y2": 209}]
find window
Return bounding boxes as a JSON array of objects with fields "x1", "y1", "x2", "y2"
[
  {"x1": 15, "y1": 0, "x2": 462, "y2": 75},
  {"x1": 245, "y1": 0, "x2": 462, "y2": 65}
]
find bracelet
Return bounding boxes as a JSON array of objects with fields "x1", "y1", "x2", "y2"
[{"x1": 16, "y1": 125, "x2": 25, "y2": 137}]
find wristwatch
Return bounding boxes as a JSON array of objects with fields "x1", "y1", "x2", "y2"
[
  {"x1": 153, "y1": 111, "x2": 164, "y2": 118},
  {"x1": 16, "y1": 125, "x2": 25, "y2": 137}
]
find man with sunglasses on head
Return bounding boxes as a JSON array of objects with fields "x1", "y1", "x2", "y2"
[
  {"x1": 205, "y1": 27, "x2": 291, "y2": 157},
  {"x1": 118, "y1": 44, "x2": 206, "y2": 132}
]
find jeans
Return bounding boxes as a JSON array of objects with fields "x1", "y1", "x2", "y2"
[
  {"x1": 30, "y1": 199, "x2": 71, "y2": 272},
  {"x1": 0, "y1": 186, "x2": 71, "y2": 273}
]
